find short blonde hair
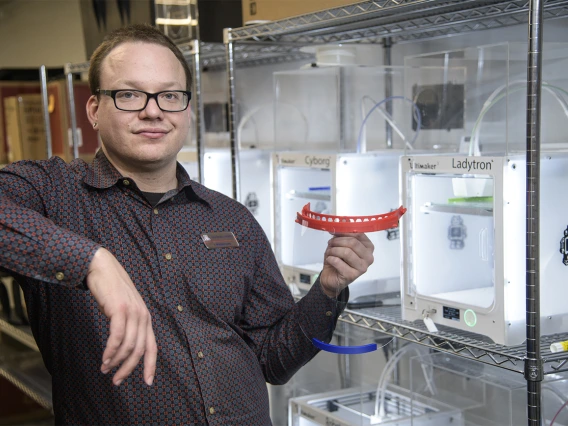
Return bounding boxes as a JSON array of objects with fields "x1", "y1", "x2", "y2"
[{"x1": 88, "y1": 24, "x2": 192, "y2": 95}]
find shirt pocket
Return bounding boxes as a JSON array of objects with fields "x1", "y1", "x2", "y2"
[{"x1": 187, "y1": 244, "x2": 252, "y2": 322}]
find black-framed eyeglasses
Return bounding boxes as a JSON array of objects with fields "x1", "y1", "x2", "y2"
[{"x1": 96, "y1": 89, "x2": 192, "y2": 112}]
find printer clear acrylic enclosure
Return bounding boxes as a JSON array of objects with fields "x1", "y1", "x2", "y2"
[
  {"x1": 401, "y1": 43, "x2": 568, "y2": 346},
  {"x1": 273, "y1": 66, "x2": 414, "y2": 152},
  {"x1": 410, "y1": 351, "x2": 568, "y2": 425},
  {"x1": 404, "y1": 42, "x2": 568, "y2": 155},
  {"x1": 289, "y1": 383, "x2": 463, "y2": 426},
  {"x1": 289, "y1": 343, "x2": 465, "y2": 426}
]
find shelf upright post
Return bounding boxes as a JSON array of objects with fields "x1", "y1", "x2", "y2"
[
  {"x1": 190, "y1": 2, "x2": 204, "y2": 184},
  {"x1": 39, "y1": 65, "x2": 53, "y2": 159},
  {"x1": 224, "y1": 28, "x2": 241, "y2": 202},
  {"x1": 382, "y1": 37, "x2": 393, "y2": 149},
  {"x1": 65, "y1": 65, "x2": 80, "y2": 160},
  {"x1": 189, "y1": 39, "x2": 205, "y2": 184},
  {"x1": 525, "y1": 1, "x2": 544, "y2": 425}
]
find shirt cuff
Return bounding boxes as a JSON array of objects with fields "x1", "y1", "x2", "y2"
[
  {"x1": 297, "y1": 277, "x2": 349, "y2": 343},
  {"x1": 38, "y1": 227, "x2": 100, "y2": 288}
]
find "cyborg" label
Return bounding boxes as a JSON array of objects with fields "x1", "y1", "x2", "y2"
[{"x1": 305, "y1": 156, "x2": 331, "y2": 168}]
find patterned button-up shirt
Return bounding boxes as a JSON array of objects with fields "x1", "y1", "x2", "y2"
[{"x1": 0, "y1": 151, "x2": 346, "y2": 425}]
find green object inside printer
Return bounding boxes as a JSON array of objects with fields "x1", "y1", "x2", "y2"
[{"x1": 448, "y1": 196, "x2": 493, "y2": 205}]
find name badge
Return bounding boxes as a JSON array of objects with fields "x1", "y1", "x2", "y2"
[{"x1": 201, "y1": 232, "x2": 239, "y2": 249}]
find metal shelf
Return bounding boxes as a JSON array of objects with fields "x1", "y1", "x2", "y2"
[
  {"x1": 0, "y1": 344, "x2": 52, "y2": 410},
  {"x1": 182, "y1": 41, "x2": 314, "y2": 71},
  {"x1": 165, "y1": 1, "x2": 568, "y2": 71},
  {"x1": 291, "y1": 291, "x2": 567, "y2": 375},
  {"x1": 64, "y1": 2, "x2": 568, "y2": 72},
  {"x1": 227, "y1": 0, "x2": 568, "y2": 44},
  {"x1": 338, "y1": 305, "x2": 568, "y2": 375},
  {"x1": 0, "y1": 317, "x2": 38, "y2": 351}
]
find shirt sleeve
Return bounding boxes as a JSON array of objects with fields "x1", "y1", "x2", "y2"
[
  {"x1": 238, "y1": 216, "x2": 348, "y2": 385},
  {"x1": 0, "y1": 160, "x2": 100, "y2": 287}
]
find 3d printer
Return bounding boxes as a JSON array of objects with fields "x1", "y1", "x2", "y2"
[
  {"x1": 272, "y1": 65, "x2": 418, "y2": 305},
  {"x1": 401, "y1": 43, "x2": 568, "y2": 346}
]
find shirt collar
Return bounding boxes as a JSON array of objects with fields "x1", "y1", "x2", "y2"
[{"x1": 83, "y1": 150, "x2": 209, "y2": 205}]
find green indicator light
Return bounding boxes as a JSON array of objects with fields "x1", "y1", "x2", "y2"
[{"x1": 464, "y1": 309, "x2": 477, "y2": 327}]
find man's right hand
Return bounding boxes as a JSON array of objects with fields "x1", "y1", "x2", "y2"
[{"x1": 86, "y1": 247, "x2": 157, "y2": 386}]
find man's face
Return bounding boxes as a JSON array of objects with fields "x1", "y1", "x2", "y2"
[{"x1": 87, "y1": 41, "x2": 190, "y2": 170}]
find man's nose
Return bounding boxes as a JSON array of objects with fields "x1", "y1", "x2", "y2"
[{"x1": 140, "y1": 97, "x2": 163, "y2": 118}]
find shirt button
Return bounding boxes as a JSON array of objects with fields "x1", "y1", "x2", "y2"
[
  {"x1": 197, "y1": 351, "x2": 204, "y2": 359},
  {"x1": 122, "y1": 179, "x2": 130, "y2": 186},
  {"x1": 326, "y1": 311, "x2": 332, "y2": 317},
  {"x1": 55, "y1": 272, "x2": 65, "y2": 281},
  {"x1": 153, "y1": 208, "x2": 159, "y2": 215},
  {"x1": 177, "y1": 305, "x2": 183, "y2": 312},
  {"x1": 209, "y1": 407, "x2": 215, "y2": 415},
  {"x1": 164, "y1": 253, "x2": 172, "y2": 260}
]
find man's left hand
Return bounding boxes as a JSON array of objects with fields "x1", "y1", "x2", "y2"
[{"x1": 319, "y1": 233, "x2": 375, "y2": 298}]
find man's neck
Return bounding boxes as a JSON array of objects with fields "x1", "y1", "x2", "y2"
[
  {"x1": 102, "y1": 150, "x2": 179, "y2": 192},
  {"x1": 124, "y1": 168, "x2": 178, "y2": 193}
]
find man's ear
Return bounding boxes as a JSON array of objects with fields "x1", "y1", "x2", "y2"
[{"x1": 86, "y1": 95, "x2": 99, "y2": 128}]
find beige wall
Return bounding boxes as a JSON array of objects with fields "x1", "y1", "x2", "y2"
[{"x1": 0, "y1": 0, "x2": 87, "y2": 68}]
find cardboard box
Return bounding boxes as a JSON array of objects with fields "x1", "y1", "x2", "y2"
[
  {"x1": 242, "y1": 0, "x2": 357, "y2": 24},
  {"x1": 18, "y1": 95, "x2": 47, "y2": 161},
  {"x1": 4, "y1": 94, "x2": 47, "y2": 162},
  {"x1": 0, "y1": 82, "x2": 41, "y2": 164},
  {"x1": 3, "y1": 96, "x2": 24, "y2": 162}
]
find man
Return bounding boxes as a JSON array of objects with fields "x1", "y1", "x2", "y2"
[{"x1": 0, "y1": 25, "x2": 374, "y2": 425}]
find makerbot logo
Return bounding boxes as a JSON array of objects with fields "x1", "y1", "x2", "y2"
[{"x1": 305, "y1": 156, "x2": 331, "y2": 168}]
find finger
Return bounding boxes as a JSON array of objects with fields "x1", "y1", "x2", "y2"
[
  {"x1": 144, "y1": 319, "x2": 157, "y2": 386},
  {"x1": 324, "y1": 255, "x2": 360, "y2": 282},
  {"x1": 329, "y1": 233, "x2": 375, "y2": 250},
  {"x1": 328, "y1": 237, "x2": 374, "y2": 263},
  {"x1": 112, "y1": 308, "x2": 148, "y2": 386},
  {"x1": 326, "y1": 246, "x2": 371, "y2": 273},
  {"x1": 105, "y1": 309, "x2": 139, "y2": 372},
  {"x1": 101, "y1": 311, "x2": 127, "y2": 370}
]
